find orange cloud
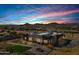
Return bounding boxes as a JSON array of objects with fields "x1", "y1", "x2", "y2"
[
  {"x1": 39, "y1": 9, "x2": 79, "y2": 17},
  {"x1": 20, "y1": 9, "x2": 79, "y2": 21}
]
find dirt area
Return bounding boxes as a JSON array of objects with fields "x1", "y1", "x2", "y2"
[{"x1": 49, "y1": 38, "x2": 79, "y2": 55}]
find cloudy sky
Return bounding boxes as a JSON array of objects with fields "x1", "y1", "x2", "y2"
[{"x1": 0, "y1": 4, "x2": 79, "y2": 24}]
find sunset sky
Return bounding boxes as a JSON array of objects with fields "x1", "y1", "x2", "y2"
[{"x1": 0, "y1": 4, "x2": 79, "y2": 24}]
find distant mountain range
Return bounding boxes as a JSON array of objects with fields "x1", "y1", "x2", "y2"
[{"x1": 0, "y1": 23, "x2": 79, "y2": 31}]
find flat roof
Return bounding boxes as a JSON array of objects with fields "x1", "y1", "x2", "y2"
[{"x1": 37, "y1": 32, "x2": 49, "y2": 36}]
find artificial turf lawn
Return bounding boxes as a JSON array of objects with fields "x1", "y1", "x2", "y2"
[{"x1": 6, "y1": 45, "x2": 31, "y2": 53}]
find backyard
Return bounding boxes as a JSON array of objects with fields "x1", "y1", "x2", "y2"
[{"x1": 6, "y1": 44, "x2": 32, "y2": 53}]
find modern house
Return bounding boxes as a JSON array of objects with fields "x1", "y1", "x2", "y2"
[{"x1": 22, "y1": 31, "x2": 64, "y2": 47}]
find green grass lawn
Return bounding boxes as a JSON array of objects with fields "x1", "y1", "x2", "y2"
[{"x1": 6, "y1": 45, "x2": 31, "y2": 53}]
